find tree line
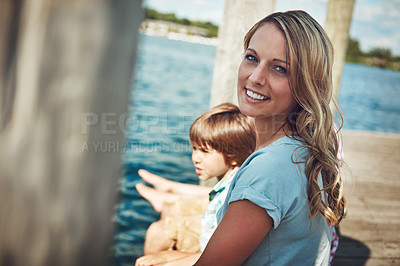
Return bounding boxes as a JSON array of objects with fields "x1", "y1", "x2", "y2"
[
  {"x1": 143, "y1": 7, "x2": 218, "y2": 38},
  {"x1": 346, "y1": 38, "x2": 400, "y2": 70}
]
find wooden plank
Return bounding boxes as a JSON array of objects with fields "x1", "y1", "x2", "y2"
[
  {"x1": 334, "y1": 258, "x2": 400, "y2": 266},
  {"x1": 334, "y1": 130, "x2": 400, "y2": 265}
]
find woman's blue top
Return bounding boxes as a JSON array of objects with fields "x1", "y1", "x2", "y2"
[{"x1": 217, "y1": 136, "x2": 331, "y2": 266}]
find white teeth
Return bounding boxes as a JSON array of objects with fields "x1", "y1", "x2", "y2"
[{"x1": 246, "y1": 89, "x2": 269, "y2": 100}]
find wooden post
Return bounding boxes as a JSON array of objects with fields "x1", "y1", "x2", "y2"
[
  {"x1": 325, "y1": 0, "x2": 356, "y2": 101},
  {"x1": 209, "y1": 0, "x2": 277, "y2": 107},
  {"x1": 0, "y1": 1, "x2": 142, "y2": 265}
]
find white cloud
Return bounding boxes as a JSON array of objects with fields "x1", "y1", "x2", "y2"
[
  {"x1": 374, "y1": 37, "x2": 397, "y2": 49},
  {"x1": 275, "y1": 0, "x2": 327, "y2": 26},
  {"x1": 353, "y1": 0, "x2": 384, "y2": 23},
  {"x1": 350, "y1": 0, "x2": 400, "y2": 54}
]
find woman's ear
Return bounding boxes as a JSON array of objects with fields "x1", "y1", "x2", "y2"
[{"x1": 231, "y1": 161, "x2": 237, "y2": 167}]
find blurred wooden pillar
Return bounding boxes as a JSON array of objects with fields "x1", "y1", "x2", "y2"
[
  {"x1": 0, "y1": 0, "x2": 142, "y2": 265},
  {"x1": 209, "y1": 0, "x2": 276, "y2": 107},
  {"x1": 325, "y1": 0, "x2": 356, "y2": 101}
]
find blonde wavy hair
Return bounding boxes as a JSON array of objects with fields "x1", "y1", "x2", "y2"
[{"x1": 244, "y1": 10, "x2": 346, "y2": 226}]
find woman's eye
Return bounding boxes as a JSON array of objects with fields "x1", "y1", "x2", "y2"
[
  {"x1": 275, "y1": 66, "x2": 287, "y2": 74},
  {"x1": 245, "y1": 54, "x2": 257, "y2": 62}
]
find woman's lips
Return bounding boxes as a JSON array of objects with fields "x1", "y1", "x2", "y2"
[{"x1": 245, "y1": 88, "x2": 270, "y2": 102}]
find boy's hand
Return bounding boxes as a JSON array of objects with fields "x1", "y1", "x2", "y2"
[
  {"x1": 135, "y1": 253, "x2": 167, "y2": 266},
  {"x1": 138, "y1": 169, "x2": 171, "y2": 192}
]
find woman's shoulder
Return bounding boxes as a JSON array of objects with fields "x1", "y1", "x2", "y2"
[
  {"x1": 267, "y1": 136, "x2": 303, "y2": 149},
  {"x1": 252, "y1": 136, "x2": 305, "y2": 162},
  {"x1": 237, "y1": 136, "x2": 308, "y2": 183}
]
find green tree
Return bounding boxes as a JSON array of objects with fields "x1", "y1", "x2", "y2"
[
  {"x1": 346, "y1": 38, "x2": 365, "y2": 63},
  {"x1": 144, "y1": 8, "x2": 159, "y2": 20},
  {"x1": 162, "y1": 13, "x2": 178, "y2": 22},
  {"x1": 142, "y1": 7, "x2": 219, "y2": 38},
  {"x1": 180, "y1": 18, "x2": 191, "y2": 25},
  {"x1": 368, "y1": 47, "x2": 392, "y2": 59},
  {"x1": 347, "y1": 38, "x2": 363, "y2": 57}
]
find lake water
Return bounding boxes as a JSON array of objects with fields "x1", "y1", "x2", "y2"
[{"x1": 111, "y1": 34, "x2": 400, "y2": 265}]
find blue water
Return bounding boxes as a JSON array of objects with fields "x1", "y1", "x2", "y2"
[
  {"x1": 339, "y1": 63, "x2": 400, "y2": 133},
  {"x1": 111, "y1": 35, "x2": 215, "y2": 265},
  {"x1": 111, "y1": 34, "x2": 400, "y2": 265}
]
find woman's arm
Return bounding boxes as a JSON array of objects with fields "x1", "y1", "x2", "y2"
[{"x1": 194, "y1": 200, "x2": 273, "y2": 266}]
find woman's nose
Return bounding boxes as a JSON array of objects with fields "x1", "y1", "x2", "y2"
[{"x1": 249, "y1": 65, "x2": 267, "y2": 86}]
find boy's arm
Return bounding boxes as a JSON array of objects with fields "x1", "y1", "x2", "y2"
[
  {"x1": 135, "y1": 250, "x2": 198, "y2": 266},
  {"x1": 168, "y1": 182, "x2": 212, "y2": 196},
  {"x1": 163, "y1": 253, "x2": 201, "y2": 265},
  {"x1": 139, "y1": 169, "x2": 211, "y2": 196}
]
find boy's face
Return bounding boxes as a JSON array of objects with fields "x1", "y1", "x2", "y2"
[{"x1": 191, "y1": 145, "x2": 231, "y2": 181}]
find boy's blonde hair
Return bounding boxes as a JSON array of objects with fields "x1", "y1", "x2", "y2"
[{"x1": 189, "y1": 103, "x2": 256, "y2": 167}]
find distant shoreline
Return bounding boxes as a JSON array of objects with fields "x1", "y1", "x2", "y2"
[
  {"x1": 140, "y1": 19, "x2": 218, "y2": 46},
  {"x1": 141, "y1": 31, "x2": 219, "y2": 46}
]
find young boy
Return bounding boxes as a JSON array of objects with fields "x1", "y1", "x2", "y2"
[{"x1": 135, "y1": 103, "x2": 256, "y2": 265}]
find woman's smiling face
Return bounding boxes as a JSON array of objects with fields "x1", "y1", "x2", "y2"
[{"x1": 237, "y1": 22, "x2": 298, "y2": 122}]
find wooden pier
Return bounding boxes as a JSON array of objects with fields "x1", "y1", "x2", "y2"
[{"x1": 334, "y1": 130, "x2": 400, "y2": 265}]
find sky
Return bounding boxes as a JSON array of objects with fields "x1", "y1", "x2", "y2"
[{"x1": 143, "y1": 0, "x2": 400, "y2": 56}]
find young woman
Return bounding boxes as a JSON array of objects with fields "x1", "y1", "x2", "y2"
[{"x1": 194, "y1": 10, "x2": 346, "y2": 265}]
